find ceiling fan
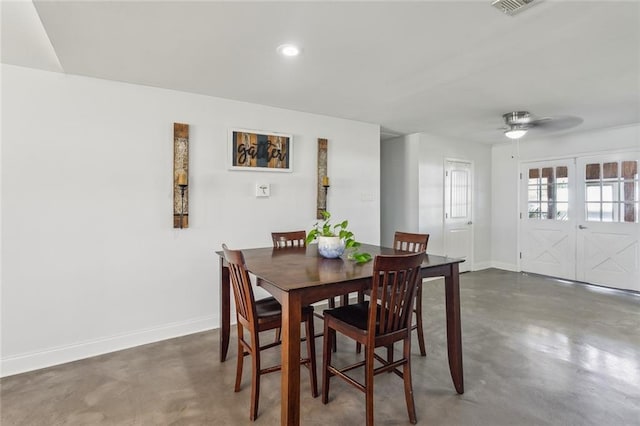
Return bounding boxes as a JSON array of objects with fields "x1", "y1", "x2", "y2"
[{"x1": 501, "y1": 111, "x2": 583, "y2": 139}]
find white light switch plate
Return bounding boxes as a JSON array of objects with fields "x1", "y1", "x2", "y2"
[{"x1": 256, "y1": 183, "x2": 270, "y2": 197}]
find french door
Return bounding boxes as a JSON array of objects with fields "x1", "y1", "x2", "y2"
[
  {"x1": 520, "y1": 160, "x2": 576, "y2": 280},
  {"x1": 520, "y1": 152, "x2": 640, "y2": 291},
  {"x1": 575, "y1": 153, "x2": 640, "y2": 291}
]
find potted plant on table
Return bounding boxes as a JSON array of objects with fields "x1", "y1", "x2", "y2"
[{"x1": 306, "y1": 211, "x2": 372, "y2": 263}]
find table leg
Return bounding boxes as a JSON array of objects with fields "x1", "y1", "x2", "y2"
[
  {"x1": 281, "y1": 291, "x2": 302, "y2": 426},
  {"x1": 220, "y1": 261, "x2": 230, "y2": 362},
  {"x1": 444, "y1": 262, "x2": 464, "y2": 394}
]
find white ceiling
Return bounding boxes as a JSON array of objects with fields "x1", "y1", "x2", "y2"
[{"x1": 2, "y1": 0, "x2": 639, "y2": 143}]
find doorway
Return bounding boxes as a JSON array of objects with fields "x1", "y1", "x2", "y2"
[{"x1": 520, "y1": 152, "x2": 639, "y2": 291}]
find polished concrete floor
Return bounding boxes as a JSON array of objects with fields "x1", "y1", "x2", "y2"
[{"x1": 2, "y1": 269, "x2": 639, "y2": 425}]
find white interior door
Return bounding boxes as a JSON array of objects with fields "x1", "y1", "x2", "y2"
[
  {"x1": 520, "y1": 160, "x2": 576, "y2": 280},
  {"x1": 576, "y1": 153, "x2": 640, "y2": 291},
  {"x1": 444, "y1": 160, "x2": 473, "y2": 272}
]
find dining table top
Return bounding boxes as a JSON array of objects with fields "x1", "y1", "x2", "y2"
[{"x1": 216, "y1": 243, "x2": 464, "y2": 292}]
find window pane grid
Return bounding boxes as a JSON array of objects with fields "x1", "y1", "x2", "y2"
[
  {"x1": 527, "y1": 166, "x2": 569, "y2": 221},
  {"x1": 584, "y1": 160, "x2": 639, "y2": 223}
]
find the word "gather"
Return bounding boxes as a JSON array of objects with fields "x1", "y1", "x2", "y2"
[{"x1": 237, "y1": 140, "x2": 287, "y2": 165}]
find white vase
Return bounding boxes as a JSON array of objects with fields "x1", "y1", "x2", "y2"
[{"x1": 317, "y1": 236, "x2": 345, "y2": 258}]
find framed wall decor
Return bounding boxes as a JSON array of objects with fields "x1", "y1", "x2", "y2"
[{"x1": 229, "y1": 128, "x2": 292, "y2": 172}]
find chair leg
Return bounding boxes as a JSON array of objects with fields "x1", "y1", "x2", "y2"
[
  {"x1": 403, "y1": 336, "x2": 417, "y2": 424},
  {"x1": 386, "y1": 344, "x2": 394, "y2": 367},
  {"x1": 415, "y1": 284, "x2": 426, "y2": 356},
  {"x1": 365, "y1": 344, "x2": 375, "y2": 426},
  {"x1": 355, "y1": 291, "x2": 365, "y2": 354},
  {"x1": 235, "y1": 324, "x2": 244, "y2": 392},
  {"x1": 305, "y1": 314, "x2": 318, "y2": 398},
  {"x1": 249, "y1": 333, "x2": 261, "y2": 421},
  {"x1": 321, "y1": 320, "x2": 333, "y2": 404},
  {"x1": 327, "y1": 298, "x2": 337, "y2": 352}
]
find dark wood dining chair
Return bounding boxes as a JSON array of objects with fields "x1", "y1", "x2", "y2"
[
  {"x1": 394, "y1": 231, "x2": 430, "y2": 356},
  {"x1": 271, "y1": 231, "x2": 338, "y2": 349},
  {"x1": 271, "y1": 231, "x2": 337, "y2": 315},
  {"x1": 321, "y1": 251, "x2": 425, "y2": 426},
  {"x1": 271, "y1": 230, "x2": 307, "y2": 248},
  {"x1": 222, "y1": 244, "x2": 318, "y2": 421},
  {"x1": 357, "y1": 231, "x2": 430, "y2": 356}
]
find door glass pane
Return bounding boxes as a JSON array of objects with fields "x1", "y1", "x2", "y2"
[
  {"x1": 585, "y1": 164, "x2": 600, "y2": 180},
  {"x1": 586, "y1": 183, "x2": 601, "y2": 202},
  {"x1": 540, "y1": 201, "x2": 549, "y2": 219},
  {"x1": 602, "y1": 203, "x2": 615, "y2": 222},
  {"x1": 528, "y1": 186, "x2": 540, "y2": 202},
  {"x1": 603, "y1": 162, "x2": 619, "y2": 179},
  {"x1": 529, "y1": 168, "x2": 540, "y2": 182},
  {"x1": 622, "y1": 180, "x2": 637, "y2": 202},
  {"x1": 624, "y1": 203, "x2": 638, "y2": 223},
  {"x1": 602, "y1": 183, "x2": 617, "y2": 202},
  {"x1": 528, "y1": 203, "x2": 541, "y2": 219},
  {"x1": 622, "y1": 161, "x2": 638, "y2": 179},
  {"x1": 450, "y1": 169, "x2": 468, "y2": 218},
  {"x1": 556, "y1": 202, "x2": 569, "y2": 220},
  {"x1": 557, "y1": 183, "x2": 569, "y2": 202},
  {"x1": 586, "y1": 202, "x2": 601, "y2": 221},
  {"x1": 556, "y1": 166, "x2": 568, "y2": 179}
]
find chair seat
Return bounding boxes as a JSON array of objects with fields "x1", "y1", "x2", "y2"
[
  {"x1": 256, "y1": 296, "x2": 314, "y2": 319},
  {"x1": 255, "y1": 297, "x2": 282, "y2": 319},
  {"x1": 324, "y1": 301, "x2": 386, "y2": 333}
]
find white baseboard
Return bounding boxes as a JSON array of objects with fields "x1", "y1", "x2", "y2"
[
  {"x1": 491, "y1": 261, "x2": 519, "y2": 272},
  {"x1": 1, "y1": 315, "x2": 217, "y2": 378},
  {"x1": 472, "y1": 261, "x2": 492, "y2": 271}
]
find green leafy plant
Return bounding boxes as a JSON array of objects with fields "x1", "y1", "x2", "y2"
[{"x1": 306, "y1": 211, "x2": 372, "y2": 263}]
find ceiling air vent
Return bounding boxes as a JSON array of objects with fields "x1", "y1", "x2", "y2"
[{"x1": 491, "y1": 0, "x2": 537, "y2": 16}]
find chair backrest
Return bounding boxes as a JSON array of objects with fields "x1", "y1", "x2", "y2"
[
  {"x1": 393, "y1": 231, "x2": 429, "y2": 253},
  {"x1": 222, "y1": 244, "x2": 257, "y2": 326},
  {"x1": 368, "y1": 252, "x2": 425, "y2": 337},
  {"x1": 271, "y1": 230, "x2": 307, "y2": 248}
]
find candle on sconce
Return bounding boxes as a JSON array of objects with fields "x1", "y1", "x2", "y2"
[
  {"x1": 322, "y1": 176, "x2": 330, "y2": 187},
  {"x1": 177, "y1": 170, "x2": 188, "y2": 186}
]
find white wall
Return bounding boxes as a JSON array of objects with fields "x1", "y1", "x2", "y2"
[
  {"x1": 417, "y1": 133, "x2": 492, "y2": 269},
  {"x1": 491, "y1": 124, "x2": 640, "y2": 270},
  {"x1": 380, "y1": 134, "x2": 420, "y2": 248},
  {"x1": 0, "y1": 64, "x2": 380, "y2": 376},
  {"x1": 379, "y1": 132, "x2": 492, "y2": 268}
]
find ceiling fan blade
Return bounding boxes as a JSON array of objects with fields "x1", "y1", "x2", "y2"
[{"x1": 532, "y1": 116, "x2": 583, "y2": 132}]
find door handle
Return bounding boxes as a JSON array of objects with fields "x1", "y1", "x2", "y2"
[{"x1": 578, "y1": 225, "x2": 588, "y2": 230}]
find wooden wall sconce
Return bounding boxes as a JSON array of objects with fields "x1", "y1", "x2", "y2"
[
  {"x1": 173, "y1": 123, "x2": 189, "y2": 228},
  {"x1": 317, "y1": 138, "x2": 329, "y2": 219}
]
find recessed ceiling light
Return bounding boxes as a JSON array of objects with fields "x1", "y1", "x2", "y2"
[{"x1": 277, "y1": 44, "x2": 301, "y2": 57}]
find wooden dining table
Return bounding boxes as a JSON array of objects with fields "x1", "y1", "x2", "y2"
[{"x1": 216, "y1": 243, "x2": 464, "y2": 426}]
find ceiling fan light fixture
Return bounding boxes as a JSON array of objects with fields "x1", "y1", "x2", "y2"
[{"x1": 504, "y1": 125, "x2": 528, "y2": 139}]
